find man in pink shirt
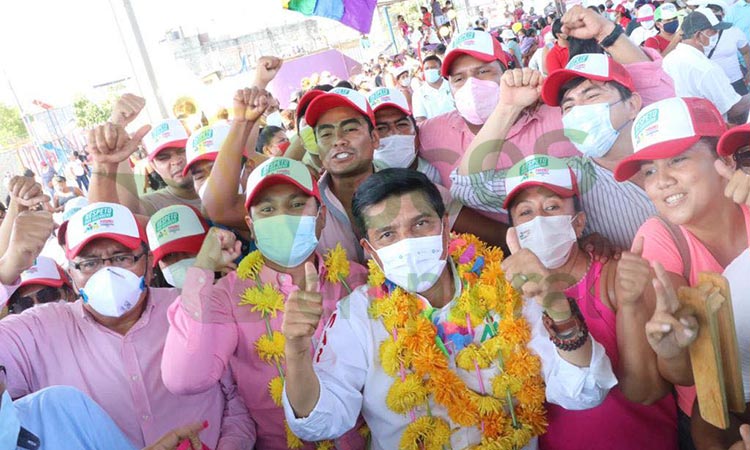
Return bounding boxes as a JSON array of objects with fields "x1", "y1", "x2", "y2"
[
  {"x1": 0, "y1": 201, "x2": 252, "y2": 449},
  {"x1": 418, "y1": 9, "x2": 674, "y2": 190},
  {"x1": 162, "y1": 157, "x2": 368, "y2": 449}
]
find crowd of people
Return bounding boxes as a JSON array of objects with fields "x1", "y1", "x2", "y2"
[{"x1": 4, "y1": 0, "x2": 750, "y2": 449}]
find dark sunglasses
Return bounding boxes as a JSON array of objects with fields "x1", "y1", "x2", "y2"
[
  {"x1": 8, "y1": 286, "x2": 62, "y2": 314},
  {"x1": 735, "y1": 147, "x2": 750, "y2": 173}
]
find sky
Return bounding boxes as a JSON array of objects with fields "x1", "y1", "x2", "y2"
[{"x1": 0, "y1": 0, "x2": 305, "y2": 110}]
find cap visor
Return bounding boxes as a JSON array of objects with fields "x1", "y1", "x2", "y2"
[
  {"x1": 718, "y1": 124, "x2": 750, "y2": 156},
  {"x1": 441, "y1": 49, "x2": 498, "y2": 77},
  {"x1": 244, "y1": 174, "x2": 319, "y2": 210},
  {"x1": 614, "y1": 136, "x2": 701, "y2": 181},
  {"x1": 305, "y1": 96, "x2": 368, "y2": 128},
  {"x1": 373, "y1": 102, "x2": 411, "y2": 116},
  {"x1": 152, "y1": 235, "x2": 205, "y2": 267},
  {"x1": 182, "y1": 152, "x2": 219, "y2": 176},
  {"x1": 503, "y1": 182, "x2": 577, "y2": 209},
  {"x1": 148, "y1": 139, "x2": 189, "y2": 161},
  {"x1": 66, "y1": 233, "x2": 144, "y2": 259},
  {"x1": 19, "y1": 278, "x2": 65, "y2": 289},
  {"x1": 542, "y1": 70, "x2": 615, "y2": 106}
]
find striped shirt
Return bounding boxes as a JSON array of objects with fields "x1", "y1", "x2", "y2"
[{"x1": 449, "y1": 156, "x2": 657, "y2": 249}]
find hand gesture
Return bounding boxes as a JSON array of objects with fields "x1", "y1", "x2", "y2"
[
  {"x1": 730, "y1": 424, "x2": 750, "y2": 450},
  {"x1": 7, "y1": 176, "x2": 49, "y2": 211},
  {"x1": 500, "y1": 68, "x2": 543, "y2": 109},
  {"x1": 6, "y1": 211, "x2": 55, "y2": 276},
  {"x1": 501, "y1": 228, "x2": 570, "y2": 314},
  {"x1": 87, "y1": 122, "x2": 151, "y2": 166},
  {"x1": 282, "y1": 262, "x2": 324, "y2": 357},
  {"x1": 232, "y1": 87, "x2": 270, "y2": 123},
  {"x1": 614, "y1": 236, "x2": 650, "y2": 307},
  {"x1": 143, "y1": 421, "x2": 207, "y2": 450},
  {"x1": 195, "y1": 227, "x2": 242, "y2": 273},
  {"x1": 715, "y1": 158, "x2": 750, "y2": 206},
  {"x1": 110, "y1": 93, "x2": 146, "y2": 127},
  {"x1": 644, "y1": 262, "x2": 698, "y2": 359},
  {"x1": 254, "y1": 56, "x2": 283, "y2": 88},
  {"x1": 561, "y1": 4, "x2": 616, "y2": 42},
  {"x1": 580, "y1": 232, "x2": 621, "y2": 263}
]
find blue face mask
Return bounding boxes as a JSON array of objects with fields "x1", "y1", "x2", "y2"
[
  {"x1": 424, "y1": 68, "x2": 441, "y2": 84},
  {"x1": 663, "y1": 20, "x2": 679, "y2": 34},
  {"x1": 563, "y1": 100, "x2": 629, "y2": 158},
  {"x1": 253, "y1": 214, "x2": 319, "y2": 268},
  {"x1": 0, "y1": 391, "x2": 21, "y2": 449}
]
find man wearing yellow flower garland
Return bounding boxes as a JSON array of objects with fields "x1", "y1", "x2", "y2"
[
  {"x1": 162, "y1": 157, "x2": 369, "y2": 449},
  {"x1": 282, "y1": 168, "x2": 617, "y2": 449}
]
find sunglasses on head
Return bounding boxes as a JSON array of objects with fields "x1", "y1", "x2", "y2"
[{"x1": 8, "y1": 286, "x2": 62, "y2": 315}]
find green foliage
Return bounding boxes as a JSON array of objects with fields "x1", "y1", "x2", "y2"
[
  {"x1": 0, "y1": 103, "x2": 29, "y2": 148},
  {"x1": 73, "y1": 96, "x2": 113, "y2": 128}
]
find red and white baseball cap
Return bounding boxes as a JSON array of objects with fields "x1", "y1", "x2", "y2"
[
  {"x1": 504, "y1": 155, "x2": 578, "y2": 209},
  {"x1": 368, "y1": 87, "x2": 411, "y2": 115},
  {"x1": 718, "y1": 123, "x2": 750, "y2": 156},
  {"x1": 296, "y1": 89, "x2": 326, "y2": 119},
  {"x1": 146, "y1": 205, "x2": 208, "y2": 267},
  {"x1": 245, "y1": 157, "x2": 321, "y2": 210},
  {"x1": 542, "y1": 53, "x2": 635, "y2": 106},
  {"x1": 614, "y1": 97, "x2": 727, "y2": 181},
  {"x1": 182, "y1": 123, "x2": 230, "y2": 176},
  {"x1": 18, "y1": 256, "x2": 71, "y2": 290},
  {"x1": 59, "y1": 202, "x2": 147, "y2": 259},
  {"x1": 304, "y1": 87, "x2": 375, "y2": 128},
  {"x1": 636, "y1": 4, "x2": 655, "y2": 22},
  {"x1": 142, "y1": 119, "x2": 190, "y2": 161},
  {"x1": 441, "y1": 30, "x2": 510, "y2": 77}
]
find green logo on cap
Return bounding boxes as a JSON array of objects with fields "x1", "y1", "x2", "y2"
[
  {"x1": 154, "y1": 212, "x2": 179, "y2": 233},
  {"x1": 369, "y1": 89, "x2": 389, "y2": 104},
  {"x1": 634, "y1": 109, "x2": 660, "y2": 142},
  {"x1": 518, "y1": 156, "x2": 549, "y2": 176},
  {"x1": 82, "y1": 207, "x2": 114, "y2": 226},
  {"x1": 193, "y1": 128, "x2": 214, "y2": 148},
  {"x1": 151, "y1": 122, "x2": 169, "y2": 138},
  {"x1": 452, "y1": 31, "x2": 476, "y2": 48},
  {"x1": 261, "y1": 158, "x2": 291, "y2": 176}
]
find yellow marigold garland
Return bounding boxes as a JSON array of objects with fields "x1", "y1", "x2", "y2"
[
  {"x1": 323, "y1": 243, "x2": 352, "y2": 293},
  {"x1": 369, "y1": 233, "x2": 547, "y2": 449}
]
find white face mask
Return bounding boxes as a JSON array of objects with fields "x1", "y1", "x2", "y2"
[
  {"x1": 0, "y1": 391, "x2": 20, "y2": 450},
  {"x1": 162, "y1": 257, "x2": 196, "y2": 289},
  {"x1": 453, "y1": 77, "x2": 501, "y2": 125},
  {"x1": 516, "y1": 215, "x2": 578, "y2": 269},
  {"x1": 266, "y1": 111, "x2": 284, "y2": 128},
  {"x1": 641, "y1": 19, "x2": 655, "y2": 30},
  {"x1": 374, "y1": 135, "x2": 417, "y2": 170},
  {"x1": 424, "y1": 68, "x2": 441, "y2": 84},
  {"x1": 702, "y1": 32, "x2": 719, "y2": 56},
  {"x1": 373, "y1": 232, "x2": 447, "y2": 293},
  {"x1": 80, "y1": 267, "x2": 145, "y2": 317},
  {"x1": 253, "y1": 214, "x2": 319, "y2": 268},
  {"x1": 399, "y1": 76, "x2": 412, "y2": 87},
  {"x1": 563, "y1": 101, "x2": 624, "y2": 158}
]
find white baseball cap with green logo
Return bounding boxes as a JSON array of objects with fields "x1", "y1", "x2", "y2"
[{"x1": 504, "y1": 155, "x2": 578, "y2": 209}]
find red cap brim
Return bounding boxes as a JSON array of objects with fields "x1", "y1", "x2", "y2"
[
  {"x1": 441, "y1": 46, "x2": 508, "y2": 78},
  {"x1": 182, "y1": 152, "x2": 219, "y2": 176},
  {"x1": 244, "y1": 174, "x2": 321, "y2": 211},
  {"x1": 614, "y1": 136, "x2": 701, "y2": 181},
  {"x1": 718, "y1": 123, "x2": 750, "y2": 157},
  {"x1": 304, "y1": 95, "x2": 374, "y2": 128},
  {"x1": 152, "y1": 235, "x2": 206, "y2": 267},
  {"x1": 372, "y1": 102, "x2": 411, "y2": 116},
  {"x1": 542, "y1": 69, "x2": 633, "y2": 106},
  {"x1": 148, "y1": 139, "x2": 189, "y2": 161}
]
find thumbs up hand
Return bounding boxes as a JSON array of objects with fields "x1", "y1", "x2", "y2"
[
  {"x1": 282, "y1": 262, "x2": 324, "y2": 358},
  {"x1": 614, "y1": 236, "x2": 651, "y2": 307},
  {"x1": 715, "y1": 158, "x2": 750, "y2": 207}
]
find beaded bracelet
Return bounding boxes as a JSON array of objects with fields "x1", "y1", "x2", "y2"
[{"x1": 542, "y1": 297, "x2": 589, "y2": 352}]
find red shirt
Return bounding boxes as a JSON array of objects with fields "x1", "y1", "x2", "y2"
[
  {"x1": 546, "y1": 43, "x2": 569, "y2": 74},
  {"x1": 644, "y1": 34, "x2": 670, "y2": 53},
  {"x1": 618, "y1": 17, "x2": 631, "y2": 29},
  {"x1": 422, "y1": 12, "x2": 432, "y2": 27}
]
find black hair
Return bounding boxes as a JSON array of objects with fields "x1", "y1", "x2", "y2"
[
  {"x1": 53, "y1": 175, "x2": 66, "y2": 183},
  {"x1": 352, "y1": 168, "x2": 445, "y2": 237},
  {"x1": 507, "y1": 194, "x2": 583, "y2": 226},
  {"x1": 435, "y1": 44, "x2": 447, "y2": 55},
  {"x1": 421, "y1": 6, "x2": 428, "y2": 13},
  {"x1": 257, "y1": 126, "x2": 284, "y2": 154},
  {"x1": 23, "y1": 169, "x2": 34, "y2": 177},
  {"x1": 0, "y1": 201, "x2": 6, "y2": 212},
  {"x1": 598, "y1": 4, "x2": 606, "y2": 12},
  {"x1": 558, "y1": 76, "x2": 633, "y2": 105},
  {"x1": 551, "y1": 18, "x2": 564, "y2": 39},
  {"x1": 566, "y1": 38, "x2": 604, "y2": 59},
  {"x1": 587, "y1": 5, "x2": 601, "y2": 13},
  {"x1": 335, "y1": 80, "x2": 355, "y2": 89},
  {"x1": 423, "y1": 55, "x2": 442, "y2": 67}
]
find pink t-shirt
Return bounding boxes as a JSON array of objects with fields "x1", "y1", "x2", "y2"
[
  {"x1": 541, "y1": 261, "x2": 678, "y2": 450},
  {"x1": 636, "y1": 204, "x2": 750, "y2": 414}
]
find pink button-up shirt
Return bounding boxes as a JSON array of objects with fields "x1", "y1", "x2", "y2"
[
  {"x1": 0, "y1": 287, "x2": 252, "y2": 448},
  {"x1": 162, "y1": 257, "x2": 368, "y2": 450},
  {"x1": 418, "y1": 47, "x2": 675, "y2": 187}
]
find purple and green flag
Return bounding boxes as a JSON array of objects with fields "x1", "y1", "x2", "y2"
[{"x1": 283, "y1": 0, "x2": 377, "y2": 34}]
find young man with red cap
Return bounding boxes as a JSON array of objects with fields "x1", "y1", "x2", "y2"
[
  {"x1": 162, "y1": 157, "x2": 368, "y2": 450},
  {"x1": 88, "y1": 93, "x2": 202, "y2": 216},
  {"x1": 419, "y1": 7, "x2": 674, "y2": 200},
  {"x1": 5, "y1": 256, "x2": 76, "y2": 315},
  {"x1": 0, "y1": 202, "x2": 253, "y2": 448}
]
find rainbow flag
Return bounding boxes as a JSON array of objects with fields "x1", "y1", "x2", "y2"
[{"x1": 283, "y1": 0, "x2": 377, "y2": 34}]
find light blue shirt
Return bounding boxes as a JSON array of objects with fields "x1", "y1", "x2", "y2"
[
  {"x1": 12, "y1": 386, "x2": 137, "y2": 450},
  {"x1": 727, "y1": 1, "x2": 750, "y2": 40}
]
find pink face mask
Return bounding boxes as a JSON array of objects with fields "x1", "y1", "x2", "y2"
[{"x1": 453, "y1": 77, "x2": 501, "y2": 125}]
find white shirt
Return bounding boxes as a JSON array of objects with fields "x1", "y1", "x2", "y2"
[
  {"x1": 630, "y1": 25, "x2": 658, "y2": 46},
  {"x1": 283, "y1": 265, "x2": 618, "y2": 449},
  {"x1": 663, "y1": 43, "x2": 741, "y2": 115},
  {"x1": 412, "y1": 79, "x2": 456, "y2": 120},
  {"x1": 709, "y1": 26, "x2": 749, "y2": 82},
  {"x1": 723, "y1": 249, "x2": 750, "y2": 403}
]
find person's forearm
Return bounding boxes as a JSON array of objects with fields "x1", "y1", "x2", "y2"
[
  {"x1": 727, "y1": 94, "x2": 750, "y2": 124},
  {"x1": 597, "y1": 22, "x2": 649, "y2": 64},
  {"x1": 457, "y1": 103, "x2": 524, "y2": 176},
  {"x1": 284, "y1": 135, "x2": 306, "y2": 161},
  {"x1": 657, "y1": 351, "x2": 694, "y2": 386},
  {"x1": 203, "y1": 120, "x2": 252, "y2": 227},
  {"x1": 740, "y1": 47, "x2": 750, "y2": 75},
  {"x1": 616, "y1": 303, "x2": 672, "y2": 404},
  {"x1": 89, "y1": 162, "x2": 145, "y2": 215},
  {"x1": 662, "y1": 36, "x2": 681, "y2": 57},
  {"x1": 284, "y1": 351, "x2": 321, "y2": 418},
  {"x1": 0, "y1": 202, "x2": 19, "y2": 256},
  {"x1": 691, "y1": 401, "x2": 745, "y2": 450}
]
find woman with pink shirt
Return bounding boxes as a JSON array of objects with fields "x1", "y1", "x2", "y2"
[
  {"x1": 162, "y1": 157, "x2": 368, "y2": 450},
  {"x1": 614, "y1": 97, "x2": 750, "y2": 449},
  {"x1": 502, "y1": 154, "x2": 677, "y2": 450}
]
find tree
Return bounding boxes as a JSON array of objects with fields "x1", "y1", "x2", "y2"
[
  {"x1": 0, "y1": 103, "x2": 29, "y2": 148},
  {"x1": 73, "y1": 96, "x2": 113, "y2": 128}
]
